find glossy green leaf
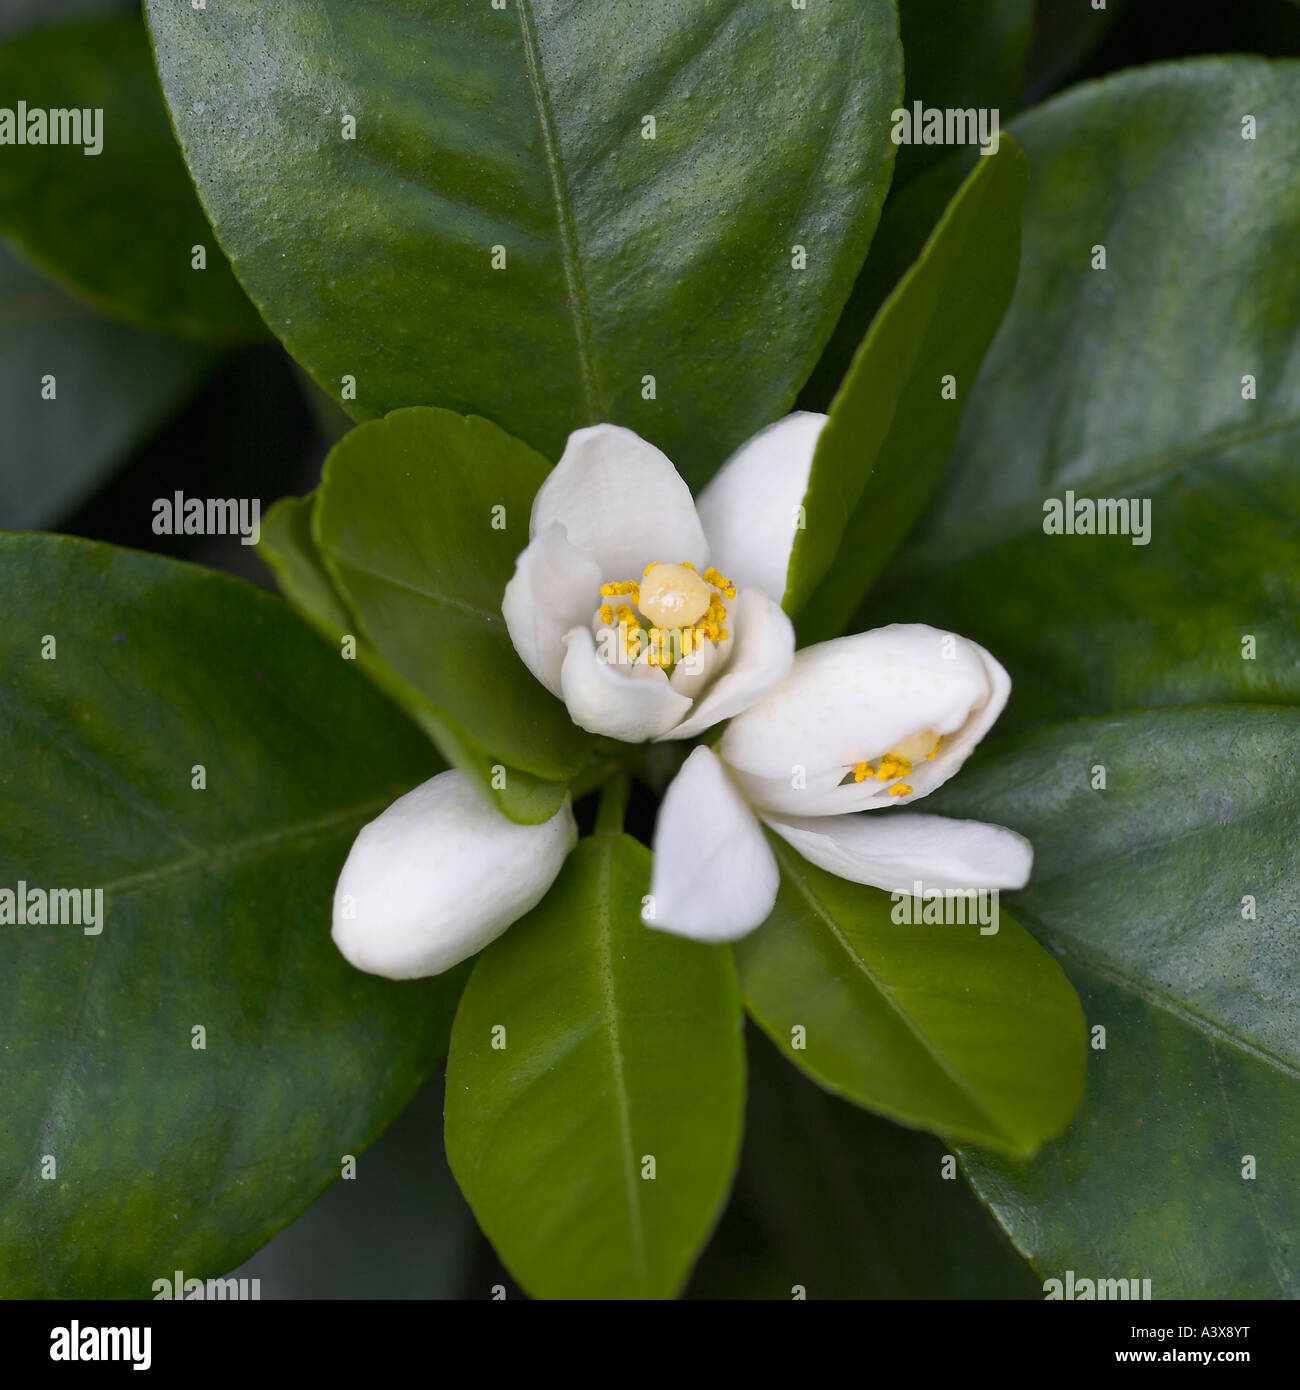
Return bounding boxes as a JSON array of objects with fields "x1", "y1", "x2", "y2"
[
  {"x1": 929, "y1": 708, "x2": 1300, "y2": 1297},
  {"x1": 858, "y1": 59, "x2": 1300, "y2": 726},
  {"x1": 787, "y1": 139, "x2": 1027, "y2": 633},
  {"x1": 0, "y1": 16, "x2": 261, "y2": 342},
  {"x1": 144, "y1": 0, "x2": 903, "y2": 487},
  {"x1": 895, "y1": 0, "x2": 1034, "y2": 184},
  {"x1": 0, "y1": 242, "x2": 214, "y2": 528},
  {"x1": 0, "y1": 534, "x2": 464, "y2": 1297},
  {"x1": 446, "y1": 832, "x2": 745, "y2": 1299},
  {"x1": 735, "y1": 835, "x2": 1085, "y2": 1159},
  {"x1": 313, "y1": 408, "x2": 592, "y2": 787},
  {"x1": 260, "y1": 490, "x2": 571, "y2": 824}
]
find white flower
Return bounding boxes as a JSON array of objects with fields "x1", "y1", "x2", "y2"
[
  {"x1": 332, "y1": 770, "x2": 575, "y2": 979},
  {"x1": 503, "y1": 414, "x2": 828, "y2": 742},
  {"x1": 644, "y1": 624, "x2": 1033, "y2": 942}
]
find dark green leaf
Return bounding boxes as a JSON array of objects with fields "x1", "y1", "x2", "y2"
[
  {"x1": 859, "y1": 59, "x2": 1300, "y2": 727},
  {"x1": 735, "y1": 834, "x2": 1085, "y2": 1159},
  {"x1": 931, "y1": 707, "x2": 1300, "y2": 1298},
  {"x1": 144, "y1": 0, "x2": 903, "y2": 487},
  {"x1": 689, "y1": 1026, "x2": 1040, "y2": 1299},
  {"x1": 0, "y1": 16, "x2": 262, "y2": 341},
  {"x1": 314, "y1": 408, "x2": 592, "y2": 785},
  {"x1": 0, "y1": 242, "x2": 214, "y2": 529},
  {"x1": 788, "y1": 139, "x2": 1027, "y2": 633},
  {"x1": 0, "y1": 534, "x2": 464, "y2": 1297},
  {"x1": 896, "y1": 0, "x2": 1034, "y2": 184},
  {"x1": 260, "y1": 490, "x2": 569, "y2": 825},
  {"x1": 446, "y1": 832, "x2": 745, "y2": 1299},
  {"x1": 1024, "y1": 0, "x2": 1124, "y2": 103}
]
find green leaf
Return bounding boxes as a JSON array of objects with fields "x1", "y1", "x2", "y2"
[
  {"x1": 0, "y1": 16, "x2": 261, "y2": 342},
  {"x1": 144, "y1": 0, "x2": 903, "y2": 487},
  {"x1": 314, "y1": 408, "x2": 592, "y2": 785},
  {"x1": 858, "y1": 59, "x2": 1300, "y2": 725},
  {"x1": 929, "y1": 707, "x2": 1300, "y2": 1297},
  {"x1": 787, "y1": 139, "x2": 1027, "y2": 633},
  {"x1": 445, "y1": 832, "x2": 745, "y2": 1299},
  {"x1": 0, "y1": 534, "x2": 465, "y2": 1297},
  {"x1": 260, "y1": 491, "x2": 569, "y2": 825},
  {"x1": 0, "y1": 242, "x2": 214, "y2": 529},
  {"x1": 735, "y1": 834, "x2": 1085, "y2": 1159},
  {"x1": 895, "y1": 0, "x2": 1034, "y2": 184}
]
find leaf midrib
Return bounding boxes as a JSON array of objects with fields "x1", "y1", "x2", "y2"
[
  {"x1": 592, "y1": 834, "x2": 648, "y2": 1287},
  {"x1": 516, "y1": 0, "x2": 602, "y2": 423}
]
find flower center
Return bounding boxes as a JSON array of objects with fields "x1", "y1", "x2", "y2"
[
  {"x1": 596, "y1": 562, "x2": 735, "y2": 669},
  {"x1": 843, "y1": 729, "x2": 945, "y2": 798}
]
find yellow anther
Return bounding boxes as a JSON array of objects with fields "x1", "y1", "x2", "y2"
[
  {"x1": 702, "y1": 567, "x2": 737, "y2": 599},
  {"x1": 643, "y1": 562, "x2": 658, "y2": 576},
  {"x1": 614, "y1": 604, "x2": 639, "y2": 625},
  {"x1": 600, "y1": 580, "x2": 640, "y2": 599},
  {"x1": 889, "y1": 783, "x2": 913, "y2": 797},
  {"x1": 598, "y1": 604, "x2": 614, "y2": 625},
  {"x1": 926, "y1": 735, "x2": 944, "y2": 761},
  {"x1": 876, "y1": 754, "x2": 913, "y2": 782},
  {"x1": 852, "y1": 761, "x2": 873, "y2": 783}
]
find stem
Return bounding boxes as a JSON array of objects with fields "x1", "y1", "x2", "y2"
[{"x1": 595, "y1": 772, "x2": 631, "y2": 837}]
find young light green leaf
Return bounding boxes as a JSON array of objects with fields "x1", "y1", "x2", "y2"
[
  {"x1": 261, "y1": 492, "x2": 569, "y2": 825},
  {"x1": 0, "y1": 16, "x2": 261, "y2": 341},
  {"x1": 735, "y1": 834, "x2": 1085, "y2": 1159},
  {"x1": 787, "y1": 139, "x2": 1027, "y2": 635},
  {"x1": 446, "y1": 832, "x2": 745, "y2": 1299},
  {"x1": 0, "y1": 534, "x2": 464, "y2": 1297},
  {"x1": 931, "y1": 707, "x2": 1300, "y2": 1297},
  {"x1": 144, "y1": 0, "x2": 902, "y2": 487},
  {"x1": 313, "y1": 408, "x2": 594, "y2": 785}
]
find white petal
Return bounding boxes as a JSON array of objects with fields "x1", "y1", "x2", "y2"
[
  {"x1": 765, "y1": 811, "x2": 1033, "y2": 894},
  {"x1": 695, "y1": 411, "x2": 827, "y2": 603},
  {"x1": 645, "y1": 745, "x2": 779, "y2": 941},
  {"x1": 658, "y1": 588, "x2": 795, "y2": 741},
  {"x1": 559, "y1": 626, "x2": 692, "y2": 741},
  {"x1": 721, "y1": 624, "x2": 1010, "y2": 816},
  {"x1": 530, "y1": 424, "x2": 708, "y2": 577},
  {"x1": 332, "y1": 771, "x2": 575, "y2": 980},
  {"x1": 502, "y1": 523, "x2": 604, "y2": 696}
]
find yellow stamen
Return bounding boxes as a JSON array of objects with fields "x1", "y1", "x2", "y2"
[
  {"x1": 598, "y1": 604, "x2": 614, "y2": 625},
  {"x1": 889, "y1": 783, "x2": 913, "y2": 797},
  {"x1": 852, "y1": 761, "x2": 873, "y2": 783},
  {"x1": 875, "y1": 754, "x2": 913, "y2": 782}
]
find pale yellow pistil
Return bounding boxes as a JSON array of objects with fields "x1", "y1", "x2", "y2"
[
  {"x1": 596, "y1": 561, "x2": 734, "y2": 670},
  {"x1": 847, "y1": 730, "x2": 945, "y2": 797}
]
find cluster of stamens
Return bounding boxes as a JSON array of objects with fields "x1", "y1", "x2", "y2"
[
  {"x1": 595, "y1": 562, "x2": 735, "y2": 671},
  {"x1": 842, "y1": 733, "x2": 945, "y2": 798}
]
